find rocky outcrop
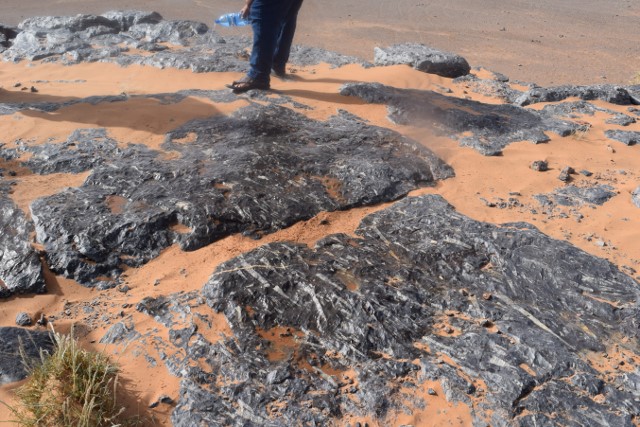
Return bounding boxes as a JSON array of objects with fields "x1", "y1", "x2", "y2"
[
  {"x1": 140, "y1": 195, "x2": 639, "y2": 426},
  {"x1": 341, "y1": 82, "x2": 640, "y2": 155},
  {"x1": 340, "y1": 82, "x2": 583, "y2": 155},
  {"x1": 30, "y1": 105, "x2": 451, "y2": 286},
  {"x1": 633, "y1": 186, "x2": 640, "y2": 208},
  {"x1": 0, "y1": 180, "x2": 46, "y2": 297},
  {"x1": 605, "y1": 130, "x2": 640, "y2": 146},
  {"x1": 374, "y1": 43, "x2": 470, "y2": 78},
  {"x1": 535, "y1": 184, "x2": 617, "y2": 208},
  {"x1": 1, "y1": 11, "x2": 362, "y2": 72},
  {"x1": 0, "y1": 24, "x2": 19, "y2": 49},
  {"x1": 514, "y1": 84, "x2": 640, "y2": 107},
  {"x1": 0, "y1": 327, "x2": 53, "y2": 384},
  {"x1": 541, "y1": 101, "x2": 637, "y2": 126}
]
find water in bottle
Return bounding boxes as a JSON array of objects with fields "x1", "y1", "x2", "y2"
[{"x1": 215, "y1": 12, "x2": 249, "y2": 27}]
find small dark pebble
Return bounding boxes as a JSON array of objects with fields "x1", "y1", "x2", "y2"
[
  {"x1": 427, "y1": 388, "x2": 437, "y2": 396},
  {"x1": 480, "y1": 319, "x2": 493, "y2": 327},
  {"x1": 558, "y1": 166, "x2": 575, "y2": 182},
  {"x1": 531, "y1": 160, "x2": 548, "y2": 172}
]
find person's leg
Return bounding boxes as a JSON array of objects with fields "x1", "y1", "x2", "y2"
[
  {"x1": 247, "y1": 0, "x2": 287, "y2": 85},
  {"x1": 272, "y1": 0, "x2": 303, "y2": 75}
]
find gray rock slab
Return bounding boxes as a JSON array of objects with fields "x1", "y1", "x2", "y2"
[
  {"x1": 100, "y1": 320, "x2": 139, "y2": 344},
  {"x1": 605, "y1": 130, "x2": 640, "y2": 146},
  {"x1": 340, "y1": 82, "x2": 583, "y2": 156},
  {"x1": 633, "y1": 186, "x2": 640, "y2": 208},
  {"x1": 148, "y1": 195, "x2": 639, "y2": 425},
  {"x1": 30, "y1": 104, "x2": 452, "y2": 286},
  {"x1": 536, "y1": 184, "x2": 617, "y2": 207},
  {"x1": 514, "y1": 84, "x2": 640, "y2": 107},
  {"x1": 453, "y1": 73, "x2": 526, "y2": 104},
  {"x1": 0, "y1": 194, "x2": 46, "y2": 297},
  {"x1": 542, "y1": 101, "x2": 636, "y2": 126},
  {"x1": 374, "y1": 43, "x2": 470, "y2": 78},
  {"x1": 0, "y1": 327, "x2": 53, "y2": 384}
]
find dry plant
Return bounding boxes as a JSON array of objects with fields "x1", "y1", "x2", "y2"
[
  {"x1": 4, "y1": 327, "x2": 140, "y2": 427},
  {"x1": 570, "y1": 122, "x2": 592, "y2": 141},
  {"x1": 630, "y1": 71, "x2": 640, "y2": 84}
]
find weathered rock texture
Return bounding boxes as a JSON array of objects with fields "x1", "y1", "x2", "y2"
[
  {"x1": 605, "y1": 130, "x2": 640, "y2": 146},
  {"x1": 541, "y1": 101, "x2": 637, "y2": 126},
  {"x1": 340, "y1": 82, "x2": 584, "y2": 155},
  {"x1": 1, "y1": 11, "x2": 363, "y2": 72},
  {"x1": 30, "y1": 105, "x2": 451, "y2": 286},
  {"x1": 341, "y1": 82, "x2": 640, "y2": 155},
  {"x1": 535, "y1": 184, "x2": 618, "y2": 208},
  {"x1": 0, "y1": 327, "x2": 53, "y2": 384},
  {"x1": 0, "y1": 175, "x2": 46, "y2": 296},
  {"x1": 514, "y1": 84, "x2": 640, "y2": 107},
  {"x1": 374, "y1": 43, "x2": 471, "y2": 78},
  {"x1": 633, "y1": 186, "x2": 640, "y2": 208},
  {"x1": 140, "y1": 195, "x2": 640, "y2": 426}
]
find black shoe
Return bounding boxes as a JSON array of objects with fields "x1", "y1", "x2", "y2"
[
  {"x1": 272, "y1": 66, "x2": 287, "y2": 79},
  {"x1": 226, "y1": 77, "x2": 270, "y2": 93}
]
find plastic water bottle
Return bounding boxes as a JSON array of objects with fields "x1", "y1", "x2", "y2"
[{"x1": 215, "y1": 12, "x2": 249, "y2": 27}]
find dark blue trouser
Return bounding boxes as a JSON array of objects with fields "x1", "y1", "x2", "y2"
[{"x1": 248, "y1": 0, "x2": 304, "y2": 84}]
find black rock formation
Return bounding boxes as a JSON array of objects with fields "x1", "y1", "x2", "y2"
[
  {"x1": 0, "y1": 190, "x2": 46, "y2": 297},
  {"x1": 535, "y1": 184, "x2": 617, "y2": 208},
  {"x1": 605, "y1": 130, "x2": 640, "y2": 146},
  {"x1": 633, "y1": 186, "x2": 640, "y2": 208},
  {"x1": 0, "y1": 24, "x2": 19, "y2": 49},
  {"x1": 30, "y1": 104, "x2": 451, "y2": 286},
  {"x1": 340, "y1": 83, "x2": 583, "y2": 156},
  {"x1": 541, "y1": 101, "x2": 637, "y2": 126},
  {"x1": 0, "y1": 327, "x2": 53, "y2": 384},
  {"x1": 514, "y1": 84, "x2": 640, "y2": 107},
  {"x1": 453, "y1": 73, "x2": 527, "y2": 104},
  {"x1": 143, "y1": 195, "x2": 639, "y2": 426},
  {"x1": 374, "y1": 43, "x2": 471, "y2": 78}
]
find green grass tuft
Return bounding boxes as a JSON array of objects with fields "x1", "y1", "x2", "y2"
[{"x1": 5, "y1": 327, "x2": 138, "y2": 427}]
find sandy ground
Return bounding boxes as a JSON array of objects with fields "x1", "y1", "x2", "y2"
[
  {"x1": 0, "y1": 57, "x2": 638, "y2": 424},
  {"x1": 0, "y1": 2, "x2": 639, "y2": 426},
  {"x1": 0, "y1": 0, "x2": 639, "y2": 86}
]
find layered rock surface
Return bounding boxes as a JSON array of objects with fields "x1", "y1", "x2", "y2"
[
  {"x1": 0, "y1": 176, "x2": 46, "y2": 297},
  {"x1": 341, "y1": 81, "x2": 640, "y2": 155},
  {"x1": 0, "y1": 327, "x2": 53, "y2": 384},
  {"x1": 140, "y1": 195, "x2": 640, "y2": 426},
  {"x1": 27, "y1": 105, "x2": 451, "y2": 287}
]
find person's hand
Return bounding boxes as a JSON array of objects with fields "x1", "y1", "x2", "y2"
[{"x1": 240, "y1": 0, "x2": 252, "y2": 19}]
